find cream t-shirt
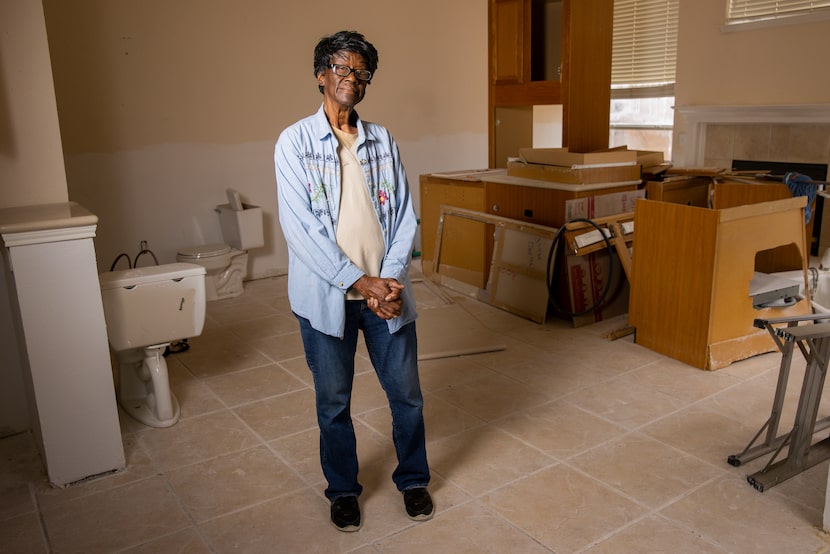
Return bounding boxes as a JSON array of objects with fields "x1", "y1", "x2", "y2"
[{"x1": 332, "y1": 127, "x2": 385, "y2": 300}]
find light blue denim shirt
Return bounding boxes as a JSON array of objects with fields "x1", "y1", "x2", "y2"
[{"x1": 275, "y1": 104, "x2": 418, "y2": 338}]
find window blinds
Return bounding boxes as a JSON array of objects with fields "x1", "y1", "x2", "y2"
[
  {"x1": 612, "y1": 0, "x2": 679, "y2": 91},
  {"x1": 727, "y1": 0, "x2": 830, "y2": 24}
]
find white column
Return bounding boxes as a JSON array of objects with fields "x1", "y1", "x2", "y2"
[{"x1": 1, "y1": 203, "x2": 125, "y2": 486}]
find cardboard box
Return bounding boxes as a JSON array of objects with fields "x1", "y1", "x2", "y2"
[
  {"x1": 560, "y1": 189, "x2": 645, "y2": 327},
  {"x1": 506, "y1": 160, "x2": 641, "y2": 184},
  {"x1": 635, "y1": 150, "x2": 665, "y2": 169},
  {"x1": 519, "y1": 147, "x2": 638, "y2": 167}
]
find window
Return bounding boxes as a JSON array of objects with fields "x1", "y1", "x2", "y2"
[
  {"x1": 726, "y1": 0, "x2": 830, "y2": 27},
  {"x1": 609, "y1": 0, "x2": 678, "y2": 160}
]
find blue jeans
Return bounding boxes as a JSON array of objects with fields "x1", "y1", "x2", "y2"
[{"x1": 296, "y1": 301, "x2": 430, "y2": 501}]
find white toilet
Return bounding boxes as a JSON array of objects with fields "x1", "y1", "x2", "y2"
[
  {"x1": 176, "y1": 200, "x2": 264, "y2": 301},
  {"x1": 99, "y1": 263, "x2": 207, "y2": 428}
]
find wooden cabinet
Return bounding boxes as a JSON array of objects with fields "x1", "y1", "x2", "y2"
[
  {"x1": 419, "y1": 174, "x2": 489, "y2": 288},
  {"x1": 488, "y1": 0, "x2": 613, "y2": 167},
  {"x1": 629, "y1": 197, "x2": 812, "y2": 370},
  {"x1": 420, "y1": 171, "x2": 638, "y2": 287}
]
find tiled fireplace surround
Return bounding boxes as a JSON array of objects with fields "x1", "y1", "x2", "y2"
[{"x1": 675, "y1": 104, "x2": 830, "y2": 178}]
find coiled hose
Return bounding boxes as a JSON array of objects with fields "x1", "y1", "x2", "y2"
[{"x1": 545, "y1": 218, "x2": 620, "y2": 317}]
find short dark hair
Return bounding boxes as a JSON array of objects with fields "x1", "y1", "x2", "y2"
[{"x1": 314, "y1": 31, "x2": 379, "y2": 93}]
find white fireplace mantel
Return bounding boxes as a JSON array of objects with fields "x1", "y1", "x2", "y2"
[{"x1": 675, "y1": 104, "x2": 830, "y2": 166}]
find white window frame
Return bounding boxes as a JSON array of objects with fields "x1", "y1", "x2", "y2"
[{"x1": 723, "y1": 0, "x2": 830, "y2": 32}]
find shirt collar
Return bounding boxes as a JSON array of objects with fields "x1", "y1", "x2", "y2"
[{"x1": 313, "y1": 103, "x2": 372, "y2": 145}]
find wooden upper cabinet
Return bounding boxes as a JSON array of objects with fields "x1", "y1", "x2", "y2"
[
  {"x1": 488, "y1": 0, "x2": 613, "y2": 164},
  {"x1": 491, "y1": 0, "x2": 528, "y2": 85}
]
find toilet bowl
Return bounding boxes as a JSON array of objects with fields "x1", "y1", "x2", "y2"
[
  {"x1": 99, "y1": 263, "x2": 206, "y2": 428},
  {"x1": 176, "y1": 199, "x2": 263, "y2": 301}
]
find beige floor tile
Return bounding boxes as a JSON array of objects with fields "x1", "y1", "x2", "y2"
[
  {"x1": 119, "y1": 528, "x2": 213, "y2": 553},
  {"x1": 277, "y1": 356, "x2": 314, "y2": 387},
  {"x1": 573, "y1": 339, "x2": 665, "y2": 374},
  {"x1": 247, "y1": 331, "x2": 307, "y2": 364},
  {"x1": 6, "y1": 266, "x2": 830, "y2": 553},
  {"x1": 268, "y1": 420, "x2": 396, "y2": 491},
  {"x1": 496, "y1": 400, "x2": 627, "y2": 459},
  {"x1": 167, "y1": 358, "x2": 226, "y2": 418},
  {"x1": 565, "y1": 375, "x2": 690, "y2": 430},
  {"x1": 227, "y1": 312, "x2": 299, "y2": 342},
  {"x1": 41, "y1": 476, "x2": 191, "y2": 553},
  {"x1": 166, "y1": 445, "x2": 305, "y2": 522},
  {"x1": 417, "y1": 356, "x2": 495, "y2": 393},
  {"x1": 484, "y1": 464, "x2": 647, "y2": 552},
  {"x1": 358, "y1": 392, "x2": 486, "y2": 446},
  {"x1": 659, "y1": 476, "x2": 830, "y2": 554},
  {"x1": 583, "y1": 514, "x2": 729, "y2": 553},
  {"x1": 624, "y1": 357, "x2": 745, "y2": 403},
  {"x1": 35, "y1": 435, "x2": 158, "y2": 511},
  {"x1": 0, "y1": 432, "x2": 46, "y2": 485},
  {"x1": 570, "y1": 432, "x2": 725, "y2": 508},
  {"x1": 0, "y1": 512, "x2": 48, "y2": 553},
  {"x1": 175, "y1": 332, "x2": 273, "y2": 377},
  {"x1": 233, "y1": 388, "x2": 317, "y2": 441},
  {"x1": 0, "y1": 482, "x2": 35, "y2": 521},
  {"x1": 204, "y1": 296, "x2": 280, "y2": 326},
  {"x1": 261, "y1": 293, "x2": 292, "y2": 314},
  {"x1": 204, "y1": 363, "x2": 307, "y2": 407},
  {"x1": 423, "y1": 394, "x2": 487, "y2": 442},
  {"x1": 242, "y1": 275, "x2": 287, "y2": 295},
  {"x1": 428, "y1": 426, "x2": 555, "y2": 496},
  {"x1": 350, "y1": 370, "x2": 394, "y2": 416},
  {"x1": 430, "y1": 371, "x2": 551, "y2": 423},
  {"x1": 641, "y1": 403, "x2": 763, "y2": 468},
  {"x1": 501, "y1": 356, "x2": 628, "y2": 400},
  {"x1": 375, "y1": 500, "x2": 551, "y2": 553},
  {"x1": 768, "y1": 459, "x2": 830, "y2": 514},
  {"x1": 136, "y1": 410, "x2": 261, "y2": 472},
  {"x1": 199, "y1": 488, "x2": 377, "y2": 553},
  {"x1": 269, "y1": 428, "x2": 326, "y2": 486}
]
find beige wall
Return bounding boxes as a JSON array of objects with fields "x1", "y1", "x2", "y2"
[
  {"x1": 44, "y1": 1, "x2": 485, "y2": 153},
  {"x1": 673, "y1": 0, "x2": 830, "y2": 163},
  {"x1": 0, "y1": 0, "x2": 68, "y2": 208},
  {"x1": 676, "y1": 0, "x2": 830, "y2": 107},
  {"x1": 42, "y1": 1, "x2": 488, "y2": 276},
  {"x1": 36, "y1": 0, "x2": 830, "y2": 276}
]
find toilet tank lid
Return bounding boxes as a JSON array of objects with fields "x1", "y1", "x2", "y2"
[
  {"x1": 99, "y1": 263, "x2": 206, "y2": 290},
  {"x1": 177, "y1": 243, "x2": 231, "y2": 258}
]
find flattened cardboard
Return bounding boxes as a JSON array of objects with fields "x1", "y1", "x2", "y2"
[{"x1": 506, "y1": 160, "x2": 641, "y2": 184}]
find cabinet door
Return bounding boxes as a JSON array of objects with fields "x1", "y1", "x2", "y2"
[{"x1": 491, "y1": 0, "x2": 529, "y2": 85}]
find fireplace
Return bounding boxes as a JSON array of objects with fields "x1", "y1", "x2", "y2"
[
  {"x1": 674, "y1": 104, "x2": 830, "y2": 176},
  {"x1": 674, "y1": 104, "x2": 830, "y2": 255}
]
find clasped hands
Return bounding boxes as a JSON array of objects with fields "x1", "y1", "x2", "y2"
[{"x1": 352, "y1": 275, "x2": 404, "y2": 320}]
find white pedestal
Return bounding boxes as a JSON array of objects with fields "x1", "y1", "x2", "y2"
[{"x1": 0, "y1": 202, "x2": 125, "y2": 486}]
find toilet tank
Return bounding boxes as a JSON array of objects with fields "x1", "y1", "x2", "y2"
[
  {"x1": 99, "y1": 263, "x2": 207, "y2": 351},
  {"x1": 217, "y1": 203, "x2": 264, "y2": 250}
]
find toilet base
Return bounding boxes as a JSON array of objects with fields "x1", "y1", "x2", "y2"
[
  {"x1": 115, "y1": 344, "x2": 181, "y2": 428},
  {"x1": 120, "y1": 391, "x2": 180, "y2": 428}
]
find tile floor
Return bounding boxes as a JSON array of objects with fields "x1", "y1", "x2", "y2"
[{"x1": 4, "y1": 267, "x2": 830, "y2": 553}]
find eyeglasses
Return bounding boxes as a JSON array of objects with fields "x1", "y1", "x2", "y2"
[{"x1": 329, "y1": 64, "x2": 372, "y2": 82}]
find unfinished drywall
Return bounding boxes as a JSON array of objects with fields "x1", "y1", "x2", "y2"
[
  {"x1": 42, "y1": 0, "x2": 488, "y2": 276},
  {"x1": 672, "y1": 0, "x2": 830, "y2": 166},
  {"x1": 0, "y1": 0, "x2": 68, "y2": 208}
]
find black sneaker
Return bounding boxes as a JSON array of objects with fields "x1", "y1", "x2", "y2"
[
  {"x1": 403, "y1": 487, "x2": 434, "y2": 521},
  {"x1": 330, "y1": 496, "x2": 361, "y2": 532}
]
